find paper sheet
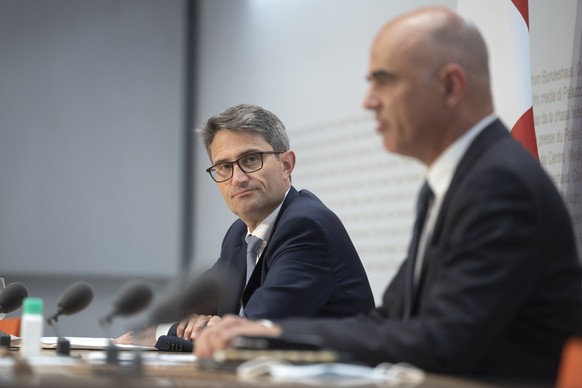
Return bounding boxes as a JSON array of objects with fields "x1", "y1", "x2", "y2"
[{"x1": 11, "y1": 336, "x2": 156, "y2": 351}]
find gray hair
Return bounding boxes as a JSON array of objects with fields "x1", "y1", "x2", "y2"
[{"x1": 196, "y1": 104, "x2": 290, "y2": 158}]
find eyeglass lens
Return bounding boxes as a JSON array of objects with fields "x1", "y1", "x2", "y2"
[{"x1": 211, "y1": 153, "x2": 264, "y2": 181}]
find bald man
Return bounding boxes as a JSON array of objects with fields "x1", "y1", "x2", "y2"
[{"x1": 194, "y1": 6, "x2": 582, "y2": 382}]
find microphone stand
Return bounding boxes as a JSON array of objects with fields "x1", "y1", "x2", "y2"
[
  {"x1": 97, "y1": 315, "x2": 143, "y2": 377},
  {"x1": 0, "y1": 330, "x2": 11, "y2": 348},
  {"x1": 95, "y1": 279, "x2": 154, "y2": 376},
  {"x1": 99, "y1": 315, "x2": 120, "y2": 366},
  {"x1": 46, "y1": 315, "x2": 70, "y2": 355}
]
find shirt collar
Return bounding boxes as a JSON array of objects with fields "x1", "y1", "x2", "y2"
[{"x1": 427, "y1": 114, "x2": 497, "y2": 198}]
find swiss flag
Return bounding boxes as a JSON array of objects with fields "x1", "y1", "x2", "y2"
[{"x1": 458, "y1": 0, "x2": 539, "y2": 160}]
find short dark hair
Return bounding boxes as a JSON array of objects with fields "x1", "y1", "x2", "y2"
[{"x1": 196, "y1": 104, "x2": 290, "y2": 158}]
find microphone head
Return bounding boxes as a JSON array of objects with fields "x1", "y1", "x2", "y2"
[
  {"x1": 180, "y1": 276, "x2": 219, "y2": 315},
  {"x1": 112, "y1": 280, "x2": 153, "y2": 317},
  {"x1": 0, "y1": 282, "x2": 29, "y2": 314},
  {"x1": 146, "y1": 276, "x2": 219, "y2": 325},
  {"x1": 147, "y1": 295, "x2": 183, "y2": 326},
  {"x1": 57, "y1": 281, "x2": 94, "y2": 315}
]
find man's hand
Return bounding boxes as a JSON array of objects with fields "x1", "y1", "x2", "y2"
[
  {"x1": 113, "y1": 325, "x2": 157, "y2": 347},
  {"x1": 176, "y1": 314, "x2": 222, "y2": 341},
  {"x1": 194, "y1": 315, "x2": 282, "y2": 359}
]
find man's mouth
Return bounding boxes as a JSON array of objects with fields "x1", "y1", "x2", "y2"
[
  {"x1": 232, "y1": 188, "x2": 254, "y2": 198},
  {"x1": 376, "y1": 121, "x2": 387, "y2": 134}
]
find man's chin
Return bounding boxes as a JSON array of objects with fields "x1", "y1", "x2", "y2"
[
  {"x1": 230, "y1": 202, "x2": 258, "y2": 219},
  {"x1": 382, "y1": 138, "x2": 397, "y2": 153}
]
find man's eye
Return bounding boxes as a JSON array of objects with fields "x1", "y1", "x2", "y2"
[
  {"x1": 243, "y1": 154, "x2": 260, "y2": 164},
  {"x1": 216, "y1": 163, "x2": 232, "y2": 172},
  {"x1": 368, "y1": 71, "x2": 395, "y2": 88},
  {"x1": 373, "y1": 75, "x2": 392, "y2": 87}
]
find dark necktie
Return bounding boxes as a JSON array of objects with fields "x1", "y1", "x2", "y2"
[
  {"x1": 245, "y1": 235, "x2": 262, "y2": 285},
  {"x1": 240, "y1": 235, "x2": 262, "y2": 317},
  {"x1": 403, "y1": 181, "x2": 434, "y2": 320}
]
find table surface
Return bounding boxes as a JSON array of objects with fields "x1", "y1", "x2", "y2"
[{"x1": 0, "y1": 348, "x2": 542, "y2": 388}]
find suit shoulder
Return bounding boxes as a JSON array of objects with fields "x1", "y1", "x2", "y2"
[
  {"x1": 286, "y1": 190, "x2": 337, "y2": 218},
  {"x1": 278, "y1": 190, "x2": 348, "y2": 235},
  {"x1": 222, "y1": 218, "x2": 247, "y2": 241}
]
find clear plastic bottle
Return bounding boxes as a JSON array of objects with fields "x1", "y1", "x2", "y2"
[{"x1": 20, "y1": 297, "x2": 44, "y2": 358}]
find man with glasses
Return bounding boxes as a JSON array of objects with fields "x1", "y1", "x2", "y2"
[{"x1": 116, "y1": 103, "x2": 374, "y2": 346}]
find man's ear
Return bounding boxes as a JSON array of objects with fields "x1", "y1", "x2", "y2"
[
  {"x1": 281, "y1": 150, "x2": 296, "y2": 175},
  {"x1": 440, "y1": 63, "x2": 466, "y2": 107}
]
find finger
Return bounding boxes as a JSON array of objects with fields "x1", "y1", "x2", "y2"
[
  {"x1": 194, "y1": 322, "x2": 224, "y2": 358},
  {"x1": 183, "y1": 317, "x2": 200, "y2": 340},
  {"x1": 216, "y1": 315, "x2": 246, "y2": 330},
  {"x1": 206, "y1": 315, "x2": 222, "y2": 327},
  {"x1": 206, "y1": 321, "x2": 259, "y2": 353},
  {"x1": 195, "y1": 318, "x2": 236, "y2": 358},
  {"x1": 194, "y1": 318, "x2": 258, "y2": 358},
  {"x1": 193, "y1": 329, "x2": 211, "y2": 358},
  {"x1": 112, "y1": 332, "x2": 131, "y2": 345},
  {"x1": 177, "y1": 315, "x2": 199, "y2": 339},
  {"x1": 176, "y1": 319, "x2": 188, "y2": 338},
  {"x1": 190, "y1": 316, "x2": 212, "y2": 340},
  {"x1": 224, "y1": 321, "x2": 279, "y2": 341}
]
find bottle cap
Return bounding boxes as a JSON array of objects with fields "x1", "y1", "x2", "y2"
[{"x1": 23, "y1": 297, "x2": 43, "y2": 315}]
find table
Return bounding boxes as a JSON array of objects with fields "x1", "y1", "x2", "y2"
[{"x1": 0, "y1": 348, "x2": 541, "y2": 387}]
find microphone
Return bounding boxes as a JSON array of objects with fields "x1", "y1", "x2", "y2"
[
  {"x1": 0, "y1": 282, "x2": 28, "y2": 348},
  {"x1": 46, "y1": 281, "x2": 94, "y2": 325},
  {"x1": 146, "y1": 275, "x2": 219, "y2": 326},
  {"x1": 131, "y1": 275, "x2": 218, "y2": 353},
  {"x1": 100, "y1": 280, "x2": 153, "y2": 327},
  {"x1": 99, "y1": 280, "x2": 153, "y2": 367},
  {"x1": 46, "y1": 281, "x2": 94, "y2": 355},
  {"x1": 0, "y1": 282, "x2": 29, "y2": 314}
]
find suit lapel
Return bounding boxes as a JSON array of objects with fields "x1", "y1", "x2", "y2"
[
  {"x1": 430, "y1": 120, "x2": 508, "y2": 244},
  {"x1": 241, "y1": 186, "x2": 299, "y2": 309},
  {"x1": 218, "y1": 231, "x2": 247, "y2": 315},
  {"x1": 411, "y1": 120, "x2": 509, "y2": 315}
]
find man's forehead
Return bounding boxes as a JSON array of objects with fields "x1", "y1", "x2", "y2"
[
  {"x1": 212, "y1": 129, "x2": 264, "y2": 144},
  {"x1": 210, "y1": 131, "x2": 269, "y2": 161}
]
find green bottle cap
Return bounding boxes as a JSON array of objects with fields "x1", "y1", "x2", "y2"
[{"x1": 22, "y1": 297, "x2": 43, "y2": 315}]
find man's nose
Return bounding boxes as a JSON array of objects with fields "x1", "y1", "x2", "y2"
[
  {"x1": 230, "y1": 164, "x2": 249, "y2": 184},
  {"x1": 363, "y1": 90, "x2": 380, "y2": 110}
]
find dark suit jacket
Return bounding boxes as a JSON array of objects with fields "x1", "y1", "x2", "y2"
[
  {"x1": 279, "y1": 120, "x2": 582, "y2": 382},
  {"x1": 204, "y1": 186, "x2": 374, "y2": 319}
]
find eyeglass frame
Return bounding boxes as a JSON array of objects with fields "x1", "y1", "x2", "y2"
[{"x1": 205, "y1": 151, "x2": 285, "y2": 183}]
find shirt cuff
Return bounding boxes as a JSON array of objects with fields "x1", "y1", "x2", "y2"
[
  {"x1": 156, "y1": 323, "x2": 175, "y2": 339},
  {"x1": 258, "y1": 319, "x2": 274, "y2": 328}
]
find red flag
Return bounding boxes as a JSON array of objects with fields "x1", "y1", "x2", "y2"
[
  {"x1": 458, "y1": 0, "x2": 539, "y2": 160},
  {"x1": 508, "y1": 0, "x2": 538, "y2": 159}
]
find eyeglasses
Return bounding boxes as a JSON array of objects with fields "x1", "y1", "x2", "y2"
[{"x1": 206, "y1": 151, "x2": 284, "y2": 183}]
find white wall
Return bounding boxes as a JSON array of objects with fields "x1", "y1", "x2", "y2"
[
  {"x1": 529, "y1": 1, "x2": 582, "y2": 252},
  {"x1": 0, "y1": 0, "x2": 185, "y2": 278},
  {"x1": 0, "y1": 0, "x2": 186, "y2": 336}
]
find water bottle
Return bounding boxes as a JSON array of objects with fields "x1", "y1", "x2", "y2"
[{"x1": 20, "y1": 297, "x2": 44, "y2": 358}]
